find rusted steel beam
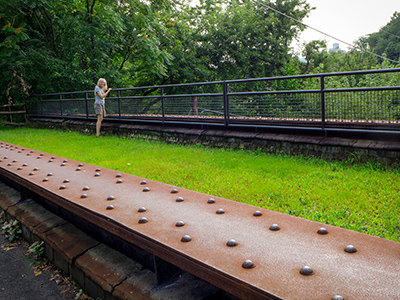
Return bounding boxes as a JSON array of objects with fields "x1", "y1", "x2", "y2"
[{"x1": 0, "y1": 141, "x2": 399, "y2": 300}]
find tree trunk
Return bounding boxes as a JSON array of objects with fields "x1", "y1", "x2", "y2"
[{"x1": 191, "y1": 96, "x2": 198, "y2": 116}]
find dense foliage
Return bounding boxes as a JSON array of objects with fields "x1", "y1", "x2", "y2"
[
  {"x1": 1, "y1": 0, "x2": 312, "y2": 105},
  {"x1": 0, "y1": 0, "x2": 399, "y2": 108}
]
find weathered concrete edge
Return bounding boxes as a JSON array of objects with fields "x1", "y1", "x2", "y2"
[
  {"x1": 0, "y1": 182, "x2": 222, "y2": 300},
  {"x1": 28, "y1": 118, "x2": 400, "y2": 166}
]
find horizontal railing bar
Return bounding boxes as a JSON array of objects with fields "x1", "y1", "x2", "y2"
[
  {"x1": 35, "y1": 68, "x2": 400, "y2": 98},
  {"x1": 226, "y1": 68, "x2": 400, "y2": 84},
  {"x1": 228, "y1": 90, "x2": 320, "y2": 96},
  {"x1": 323, "y1": 86, "x2": 400, "y2": 93}
]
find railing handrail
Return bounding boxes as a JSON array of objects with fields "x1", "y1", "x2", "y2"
[{"x1": 34, "y1": 68, "x2": 400, "y2": 98}]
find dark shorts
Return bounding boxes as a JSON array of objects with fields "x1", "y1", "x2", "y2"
[{"x1": 94, "y1": 104, "x2": 106, "y2": 117}]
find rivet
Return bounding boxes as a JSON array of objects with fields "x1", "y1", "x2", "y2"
[
  {"x1": 143, "y1": 187, "x2": 150, "y2": 192},
  {"x1": 253, "y1": 211, "x2": 262, "y2": 217},
  {"x1": 176, "y1": 197, "x2": 184, "y2": 202},
  {"x1": 300, "y1": 266, "x2": 314, "y2": 276},
  {"x1": 40, "y1": 153, "x2": 44, "y2": 156},
  {"x1": 171, "y1": 189, "x2": 178, "y2": 194},
  {"x1": 76, "y1": 168, "x2": 81, "y2": 171},
  {"x1": 28, "y1": 172, "x2": 34, "y2": 175},
  {"x1": 59, "y1": 185, "x2": 66, "y2": 190},
  {"x1": 15, "y1": 146, "x2": 18, "y2": 148},
  {"x1": 269, "y1": 224, "x2": 280, "y2": 231},
  {"x1": 140, "y1": 180, "x2": 147, "y2": 185},
  {"x1": 37, "y1": 156, "x2": 41, "y2": 159},
  {"x1": 138, "y1": 217, "x2": 148, "y2": 224},
  {"x1": 207, "y1": 198, "x2": 215, "y2": 204},
  {"x1": 344, "y1": 245, "x2": 357, "y2": 253},
  {"x1": 17, "y1": 167, "x2": 22, "y2": 170},
  {"x1": 181, "y1": 235, "x2": 192, "y2": 242},
  {"x1": 106, "y1": 205, "x2": 114, "y2": 210},
  {"x1": 116, "y1": 174, "x2": 122, "y2": 178},
  {"x1": 63, "y1": 159, "x2": 68, "y2": 163},
  {"x1": 78, "y1": 163, "x2": 83, "y2": 167},
  {"x1": 5, "y1": 147, "x2": 9, "y2": 149},
  {"x1": 3, "y1": 156, "x2": 8, "y2": 159},
  {"x1": 83, "y1": 186, "x2": 90, "y2": 191},
  {"x1": 7, "y1": 163, "x2": 12, "y2": 166},
  {"x1": 30, "y1": 150, "x2": 34, "y2": 153},
  {"x1": 51, "y1": 156, "x2": 55, "y2": 159},
  {"x1": 95, "y1": 168, "x2": 101, "y2": 171},
  {"x1": 107, "y1": 196, "x2": 115, "y2": 200},
  {"x1": 48, "y1": 159, "x2": 53, "y2": 162},
  {"x1": 226, "y1": 239, "x2": 238, "y2": 247},
  {"x1": 242, "y1": 260, "x2": 255, "y2": 269},
  {"x1": 116, "y1": 179, "x2": 123, "y2": 183},
  {"x1": 23, "y1": 163, "x2": 27, "y2": 166},
  {"x1": 94, "y1": 173, "x2": 100, "y2": 177},
  {"x1": 43, "y1": 178, "x2": 49, "y2": 182},
  {"x1": 216, "y1": 208, "x2": 225, "y2": 214},
  {"x1": 61, "y1": 163, "x2": 66, "y2": 166},
  {"x1": 22, "y1": 148, "x2": 25, "y2": 150},
  {"x1": 81, "y1": 194, "x2": 88, "y2": 198},
  {"x1": 138, "y1": 207, "x2": 147, "y2": 212},
  {"x1": 331, "y1": 296, "x2": 345, "y2": 300},
  {"x1": 63, "y1": 179, "x2": 70, "y2": 183},
  {"x1": 18, "y1": 151, "x2": 21, "y2": 153},
  {"x1": 317, "y1": 228, "x2": 328, "y2": 235},
  {"x1": 12, "y1": 160, "x2": 17, "y2": 163},
  {"x1": 27, "y1": 153, "x2": 30, "y2": 156},
  {"x1": 175, "y1": 221, "x2": 185, "y2": 227},
  {"x1": 33, "y1": 167, "x2": 39, "y2": 171},
  {"x1": 0, "y1": 159, "x2": 2, "y2": 162},
  {"x1": 47, "y1": 173, "x2": 53, "y2": 176}
]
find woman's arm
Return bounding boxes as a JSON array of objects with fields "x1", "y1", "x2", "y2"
[{"x1": 96, "y1": 88, "x2": 112, "y2": 99}]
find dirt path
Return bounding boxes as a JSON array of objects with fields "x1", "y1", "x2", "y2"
[{"x1": 0, "y1": 234, "x2": 91, "y2": 300}]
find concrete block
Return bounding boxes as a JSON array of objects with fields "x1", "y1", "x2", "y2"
[
  {"x1": 53, "y1": 250, "x2": 70, "y2": 274},
  {"x1": 45, "y1": 223, "x2": 99, "y2": 265},
  {"x1": 6, "y1": 199, "x2": 67, "y2": 240},
  {"x1": 70, "y1": 263, "x2": 85, "y2": 291},
  {"x1": 0, "y1": 182, "x2": 20, "y2": 211},
  {"x1": 75, "y1": 243, "x2": 143, "y2": 294},
  {"x1": 85, "y1": 276, "x2": 105, "y2": 300}
]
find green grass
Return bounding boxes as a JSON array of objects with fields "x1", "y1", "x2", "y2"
[{"x1": 1, "y1": 127, "x2": 399, "y2": 242}]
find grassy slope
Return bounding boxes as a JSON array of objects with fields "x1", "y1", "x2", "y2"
[{"x1": 1, "y1": 127, "x2": 399, "y2": 242}]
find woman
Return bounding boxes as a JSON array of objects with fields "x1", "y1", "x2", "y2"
[{"x1": 94, "y1": 78, "x2": 111, "y2": 137}]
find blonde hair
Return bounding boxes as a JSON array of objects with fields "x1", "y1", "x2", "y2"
[{"x1": 96, "y1": 78, "x2": 108, "y2": 92}]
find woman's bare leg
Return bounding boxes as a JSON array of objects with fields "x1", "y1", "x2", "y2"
[{"x1": 96, "y1": 114, "x2": 103, "y2": 136}]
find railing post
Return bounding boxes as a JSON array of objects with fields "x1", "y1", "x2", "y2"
[
  {"x1": 85, "y1": 92, "x2": 89, "y2": 119},
  {"x1": 223, "y1": 82, "x2": 229, "y2": 126},
  {"x1": 118, "y1": 90, "x2": 121, "y2": 120},
  {"x1": 60, "y1": 94, "x2": 63, "y2": 116},
  {"x1": 40, "y1": 96, "x2": 43, "y2": 116},
  {"x1": 161, "y1": 87, "x2": 165, "y2": 125},
  {"x1": 320, "y1": 76, "x2": 325, "y2": 130}
]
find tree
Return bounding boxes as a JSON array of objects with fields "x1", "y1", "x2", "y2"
[
  {"x1": 368, "y1": 12, "x2": 400, "y2": 63},
  {"x1": 0, "y1": 0, "x2": 174, "y2": 105}
]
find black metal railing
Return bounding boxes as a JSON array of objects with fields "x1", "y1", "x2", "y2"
[{"x1": 28, "y1": 68, "x2": 400, "y2": 133}]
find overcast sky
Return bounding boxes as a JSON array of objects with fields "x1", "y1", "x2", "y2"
[{"x1": 292, "y1": 0, "x2": 400, "y2": 55}]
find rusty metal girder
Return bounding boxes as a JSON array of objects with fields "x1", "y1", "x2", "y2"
[{"x1": 0, "y1": 141, "x2": 399, "y2": 300}]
